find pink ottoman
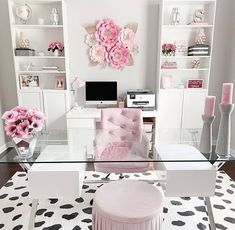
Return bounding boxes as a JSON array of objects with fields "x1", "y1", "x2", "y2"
[{"x1": 92, "y1": 180, "x2": 164, "y2": 230}]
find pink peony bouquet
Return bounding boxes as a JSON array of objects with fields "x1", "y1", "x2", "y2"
[
  {"x1": 162, "y1": 43, "x2": 176, "y2": 56},
  {"x1": 1, "y1": 106, "x2": 45, "y2": 138},
  {"x1": 84, "y1": 19, "x2": 139, "y2": 69},
  {"x1": 48, "y1": 41, "x2": 64, "y2": 52}
]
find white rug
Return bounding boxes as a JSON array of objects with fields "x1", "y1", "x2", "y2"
[{"x1": 0, "y1": 171, "x2": 234, "y2": 230}]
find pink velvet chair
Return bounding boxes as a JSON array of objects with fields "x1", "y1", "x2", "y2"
[{"x1": 94, "y1": 108, "x2": 150, "y2": 173}]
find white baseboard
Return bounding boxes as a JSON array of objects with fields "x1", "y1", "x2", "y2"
[
  {"x1": 0, "y1": 143, "x2": 8, "y2": 154},
  {"x1": 231, "y1": 148, "x2": 235, "y2": 157}
]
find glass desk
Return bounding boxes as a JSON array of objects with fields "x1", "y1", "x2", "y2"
[
  {"x1": 0, "y1": 128, "x2": 234, "y2": 230},
  {"x1": 1, "y1": 128, "x2": 234, "y2": 163}
]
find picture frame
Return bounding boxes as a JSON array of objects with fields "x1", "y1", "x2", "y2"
[
  {"x1": 55, "y1": 76, "x2": 65, "y2": 90},
  {"x1": 187, "y1": 79, "x2": 204, "y2": 88},
  {"x1": 162, "y1": 75, "x2": 173, "y2": 89},
  {"x1": 19, "y1": 74, "x2": 39, "y2": 89},
  {"x1": 174, "y1": 40, "x2": 188, "y2": 56}
]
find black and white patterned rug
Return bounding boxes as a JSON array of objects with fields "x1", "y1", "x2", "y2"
[{"x1": 0, "y1": 171, "x2": 234, "y2": 230}]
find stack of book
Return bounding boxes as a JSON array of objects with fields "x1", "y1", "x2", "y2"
[
  {"x1": 15, "y1": 48, "x2": 35, "y2": 56},
  {"x1": 188, "y1": 45, "x2": 210, "y2": 56},
  {"x1": 161, "y1": 61, "x2": 178, "y2": 69}
]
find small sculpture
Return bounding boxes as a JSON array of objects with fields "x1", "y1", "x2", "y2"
[
  {"x1": 195, "y1": 28, "x2": 207, "y2": 45},
  {"x1": 170, "y1": 8, "x2": 180, "y2": 25},
  {"x1": 192, "y1": 59, "x2": 200, "y2": 69},
  {"x1": 50, "y1": 8, "x2": 60, "y2": 25},
  {"x1": 193, "y1": 9, "x2": 204, "y2": 24},
  {"x1": 17, "y1": 32, "x2": 30, "y2": 48},
  {"x1": 15, "y1": 4, "x2": 32, "y2": 24}
]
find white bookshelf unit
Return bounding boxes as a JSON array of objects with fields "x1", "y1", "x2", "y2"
[
  {"x1": 157, "y1": 0, "x2": 216, "y2": 141},
  {"x1": 8, "y1": 0, "x2": 70, "y2": 130}
]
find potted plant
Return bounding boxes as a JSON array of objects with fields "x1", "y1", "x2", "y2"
[
  {"x1": 162, "y1": 43, "x2": 176, "y2": 56},
  {"x1": 48, "y1": 41, "x2": 64, "y2": 56},
  {"x1": 1, "y1": 106, "x2": 45, "y2": 159}
]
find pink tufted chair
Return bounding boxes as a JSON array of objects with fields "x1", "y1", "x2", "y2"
[{"x1": 94, "y1": 108, "x2": 150, "y2": 173}]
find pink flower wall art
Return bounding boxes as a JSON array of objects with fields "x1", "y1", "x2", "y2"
[{"x1": 84, "y1": 19, "x2": 139, "y2": 69}]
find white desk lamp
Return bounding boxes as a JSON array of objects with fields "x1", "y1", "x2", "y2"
[{"x1": 71, "y1": 77, "x2": 85, "y2": 108}]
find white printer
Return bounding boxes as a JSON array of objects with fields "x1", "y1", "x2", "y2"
[{"x1": 127, "y1": 89, "x2": 155, "y2": 111}]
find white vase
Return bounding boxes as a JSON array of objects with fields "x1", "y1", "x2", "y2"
[{"x1": 53, "y1": 49, "x2": 60, "y2": 56}]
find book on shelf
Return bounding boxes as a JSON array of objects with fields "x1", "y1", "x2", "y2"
[
  {"x1": 161, "y1": 61, "x2": 178, "y2": 69},
  {"x1": 188, "y1": 44, "x2": 210, "y2": 51},
  {"x1": 188, "y1": 51, "x2": 210, "y2": 56},
  {"x1": 188, "y1": 45, "x2": 210, "y2": 56},
  {"x1": 42, "y1": 66, "x2": 59, "y2": 70}
]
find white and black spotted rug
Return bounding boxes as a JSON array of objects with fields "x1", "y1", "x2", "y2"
[{"x1": 0, "y1": 171, "x2": 234, "y2": 230}]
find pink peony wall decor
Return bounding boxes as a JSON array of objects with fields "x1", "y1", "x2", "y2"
[{"x1": 84, "y1": 19, "x2": 139, "y2": 69}]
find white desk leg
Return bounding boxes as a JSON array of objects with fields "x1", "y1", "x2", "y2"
[
  {"x1": 205, "y1": 197, "x2": 216, "y2": 230},
  {"x1": 28, "y1": 199, "x2": 38, "y2": 230}
]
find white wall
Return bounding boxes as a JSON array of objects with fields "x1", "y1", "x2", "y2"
[
  {"x1": 209, "y1": 0, "x2": 234, "y2": 139},
  {"x1": 0, "y1": 0, "x2": 18, "y2": 148},
  {"x1": 67, "y1": 0, "x2": 159, "y2": 105},
  {"x1": 0, "y1": 91, "x2": 6, "y2": 149},
  {"x1": 227, "y1": 1, "x2": 235, "y2": 150}
]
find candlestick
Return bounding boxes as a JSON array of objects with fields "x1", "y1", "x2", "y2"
[
  {"x1": 215, "y1": 103, "x2": 234, "y2": 157},
  {"x1": 222, "y1": 83, "x2": 233, "y2": 104},
  {"x1": 199, "y1": 115, "x2": 215, "y2": 154},
  {"x1": 204, "y1": 96, "x2": 215, "y2": 117}
]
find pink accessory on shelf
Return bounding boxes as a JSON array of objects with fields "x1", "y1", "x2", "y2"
[
  {"x1": 221, "y1": 83, "x2": 233, "y2": 104},
  {"x1": 204, "y1": 96, "x2": 216, "y2": 117}
]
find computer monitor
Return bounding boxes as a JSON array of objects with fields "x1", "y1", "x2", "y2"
[{"x1": 85, "y1": 81, "x2": 117, "y2": 106}]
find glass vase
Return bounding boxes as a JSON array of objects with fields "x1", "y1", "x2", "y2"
[{"x1": 13, "y1": 137, "x2": 37, "y2": 159}]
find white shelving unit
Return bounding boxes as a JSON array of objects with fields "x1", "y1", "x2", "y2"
[
  {"x1": 8, "y1": 0, "x2": 71, "y2": 130},
  {"x1": 157, "y1": 0, "x2": 217, "y2": 142}
]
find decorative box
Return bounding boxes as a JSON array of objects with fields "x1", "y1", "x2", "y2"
[{"x1": 15, "y1": 48, "x2": 35, "y2": 56}]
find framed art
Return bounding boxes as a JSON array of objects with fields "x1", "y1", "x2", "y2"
[
  {"x1": 55, "y1": 76, "x2": 65, "y2": 90},
  {"x1": 174, "y1": 40, "x2": 188, "y2": 56},
  {"x1": 19, "y1": 74, "x2": 39, "y2": 89},
  {"x1": 162, "y1": 74, "x2": 173, "y2": 89},
  {"x1": 187, "y1": 79, "x2": 204, "y2": 88}
]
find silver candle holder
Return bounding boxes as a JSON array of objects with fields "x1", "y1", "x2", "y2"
[
  {"x1": 199, "y1": 115, "x2": 215, "y2": 154},
  {"x1": 215, "y1": 103, "x2": 234, "y2": 158}
]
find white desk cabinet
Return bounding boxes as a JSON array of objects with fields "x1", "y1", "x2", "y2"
[
  {"x1": 43, "y1": 90, "x2": 67, "y2": 130},
  {"x1": 182, "y1": 90, "x2": 207, "y2": 128},
  {"x1": 19, "y1": 90, "x2": 43, "y2": 111},
  {"x1": 19, "y1": 90, "x2": 67, "y2": 130},
  {"x1": 158, "y1": 90, "x2": 183, "y2": 129}
]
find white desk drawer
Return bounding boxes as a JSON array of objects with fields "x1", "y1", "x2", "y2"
[{"x1": 67, "y1": 119, "x2": 95, "y2": 128}]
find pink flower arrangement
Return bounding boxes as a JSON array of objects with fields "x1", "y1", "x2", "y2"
[
  {"x1": 162, "y1": 43, "x2": 176, "y2": 56},
  {"x1": 95, "y1": 19, "x2": 120, "y2": 49},
  {"x1": 89, "y1": 44, "x2": 106, "y2": 63},
  {"x1": 48, "y1": 41, "x2": 64, "y2": 52},
  {"x1": 84, "y1": 19, "x2": 138, "y2": 69},
  {"x1": 1, "y1": 106, "x2": 45, "y2": 138},
  {"x1": 106, "y1": 43, "x2": 130, "y2": 69}
]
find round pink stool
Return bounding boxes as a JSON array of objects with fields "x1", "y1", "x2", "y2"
[{"x1": 92, "y1": 180, "x2": 164, "y2": 230}]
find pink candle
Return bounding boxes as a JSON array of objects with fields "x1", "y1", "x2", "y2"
[
  {"x1": 204, "y1": 96, "x2": 216, "y2": 117},
  {"x1": 221, "y1": 83, "x2": 233, "y2": 104}
]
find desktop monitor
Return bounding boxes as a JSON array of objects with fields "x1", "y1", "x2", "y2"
[{"x1": 85, "y1": 81, "x2": 117, "y2": 105}]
